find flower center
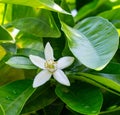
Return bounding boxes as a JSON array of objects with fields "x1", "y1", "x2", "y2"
[{"x1": 45, "y1": 60, "x2": 57, "y2": 72}]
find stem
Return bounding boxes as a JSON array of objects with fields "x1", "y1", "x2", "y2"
[{"x1": 1, "y1": 3, "x2": 7, "y2": 25}]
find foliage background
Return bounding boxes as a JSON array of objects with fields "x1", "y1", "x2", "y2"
[{"x1": 0, "y1": 0, "x2": 120, "y2": 115}]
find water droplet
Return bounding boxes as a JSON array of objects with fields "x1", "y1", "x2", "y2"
[
  {"x1": 12, "y1": 90, "x2": 17, "y2": 94},
  {"x1": 84, "y1": 106, "x2": 90, "y2": 109},
  {"x1": 62, "y1": 87, "x2": 69, "y2": 93},
  {"x1": 81, "y1": 103, "x2": 85, "y2": 106},
  {"x1": 6, "y1": 96, "x2": 11, "y2": 100},
  {"x1": 91, "y1": 110, "x2": 97, "y2": 113}
]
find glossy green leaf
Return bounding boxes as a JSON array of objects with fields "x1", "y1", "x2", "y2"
[
  {"x1": 98, "y1": 8, "x2": 120, "y2": 28},
  {"x1": 6, "y1": 56, "x2": 37, "y2": 69},
  {"x1": 12, "y1": 16, "x2": 61, "y2": 37},
  {"x1": 0, "y1": 80, "x2": 35, "y2": 115},
  {"x1": 0, "y1": 26, "x2": 14, "y2": 42},
  {"x1": 62, "y1": 17, "x2": 119, "y2": 70},
  {"x1": 69, "y1": 72, "x2": 120, "y2": 95},
  {"x1": 55, "y1": 82, "x2": 103, "y2": 114},
  {"x1": 0, "y1": 0, "x2": 69, "y2": 14}
]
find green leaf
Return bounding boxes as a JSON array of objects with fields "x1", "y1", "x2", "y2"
[
  {"x1": 0, "y1": 105, "x2": 5, "y2": 115},
  {"x1": 62, "y1": 17, "x2": 119, "y2": 70},
  {"x1": 43, "y1": 99, "x2": 64, "y2": 115},
  {"x1": 17, "y1": 48, "x2": 43, "y2": 57},
  {"x1": 0, "y1": 0, "x2": 70, "y2": 14},
  {"x1": 69, "y1": 72, "x2": 120, "y2": 96},
  {"x1": 16, "y1": 33, "x2": 44, "y2": 51},
  {"x1": 6, "y1": 56, "x2": 37, "y2": 69},
  {"x1": 0, "y1": 45, "x2": 6, "y2": 61},
  {"x1": 0, "y1": 26, "x2": 14, "y2": 42},
  {"x1": 100, "y1": 62, "x2": 120, "y2": 74},
  {"x1": 0, "y1": 80, "x2": 35, "y2": 115},
  {"x1": 11, "y1": 5, "x2": 36, "y2": 21},
  {"x1": 97, "y1": 90, "x2": 120, "y2": 114},
  {"x1": 55, "y1": 82, "x2": 103, "y2": 114},
  {"x1": 58, "y1": 0, "x2": 74, "y2": 27},
  {"x1": 12, "y1": 16, "x2": 61, "y2": 37},
  {"x1": 74, "y1": 0, "x2": 109, "y2": 22}
]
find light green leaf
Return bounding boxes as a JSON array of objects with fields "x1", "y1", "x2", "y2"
[
  {"x1": 0, "y1": 80, "x2": 35, "y2": 115},
  {"x1": 6, "y1": 56, "x2": 37, "y2": 69},
  {"x1": 0, "y1": 26, "x2": 14, "y2": 43},
  {"x1": 55, "y1": 82, "x2": 103, "y2": 114},
  {"x1": 0, "y1": 0, "x2": 70, "y2": 14},
  {"x1": 62, "y1": 17, "x2": 119, "y2": 70}
]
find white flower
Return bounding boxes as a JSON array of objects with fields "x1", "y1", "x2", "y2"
[{"x1": 29, "y1": 42, "x2": 74, "y2": 88}]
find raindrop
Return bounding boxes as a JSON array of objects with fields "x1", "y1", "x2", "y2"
[
  {"x1": 12, "y1": 90, "x2": 17, "y2": 94},
  {"x1": 62, "y1": 87, "x2": 69, "y2": 93},
  {"x1": 84, "y1": 106, "x2": 90, "y2": 109},
  {"x1": 91, "y1": 110, "x2": 97, "y2": 113},
  {"x1": 6, "y1": 96, "x2": 11, "y2": 100}
]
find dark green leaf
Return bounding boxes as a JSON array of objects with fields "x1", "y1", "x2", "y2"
[
  {"x1": 100, "y1": 62, "x2": 120, "y2": 74},
  {"x1": 44, "y1": 99, "x2": 64, "y2": 115},
  {"x1": 55, "y1": 82, "x2": 103, "y2": 114},
  {"x1": 0, "y1": 26, "x2": 14, "y2": 42},
  {"x1": 6, "y1": 56, "x2": 37, "y2": 69},
  {"x1": 22, "y1": 85, "x2": 57, "y2": 114},
  {"x1": 62, "y1": 17, "x2": 119, "y2": 70},
  {"x1": 0, "y1": 80, "x2": 35, "y2": 115}
]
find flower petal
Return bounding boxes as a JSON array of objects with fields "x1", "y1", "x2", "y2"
[
  {"x1": 29, "y1": 55, "x2": 45, "y2": 69},
  {"x1": 53, "y1": 69, "x2": 70, "y2": 86},
  {"x1": 57, "y1": 56, "x2": 74, "y2": 69},
  {"x1": 33, "y1": 70, "x2": 52, "y2": 88},
  {"x1": 44, "y1": 42, "x2": 54, "y2": 60}
]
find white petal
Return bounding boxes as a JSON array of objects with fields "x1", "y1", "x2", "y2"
[
  {"x1": 29, "y1": 55, "x2": 45, "y2": 69},
  {"x1": 33, "y1": 70, "x2": 52, "y2": 88},
  {"x1": 53, "y1": 69, "x2": 70, "y2": 86},
  {"x1": 57, "y1": 56, "x2": 74, "y2": 69},
  {"x1": 44, "y1": 42, "x2": 54, "y2": 60}
]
